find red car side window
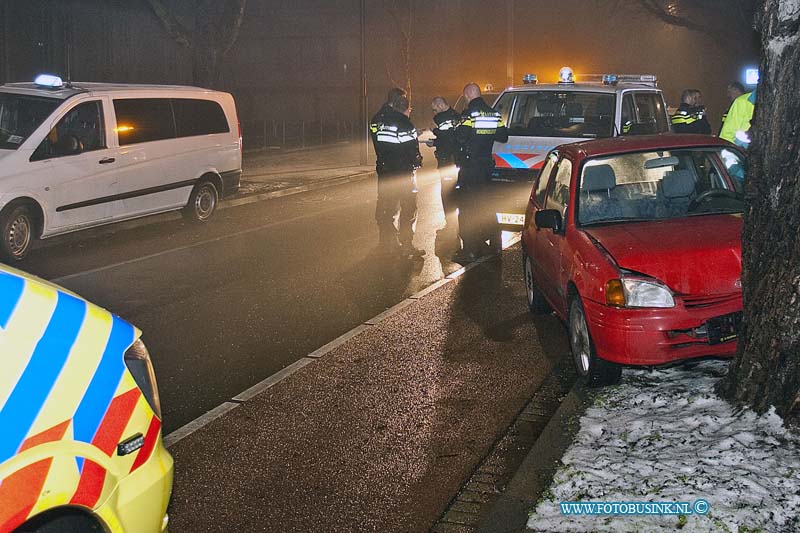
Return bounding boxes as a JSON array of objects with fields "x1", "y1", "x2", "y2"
[{"x1": 545, "y1": 158, "x2": 572, "y2": 212}]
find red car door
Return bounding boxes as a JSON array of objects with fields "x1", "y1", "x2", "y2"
[{"x1": 533, "y1": 157, "x2": 573, "y2": 309}]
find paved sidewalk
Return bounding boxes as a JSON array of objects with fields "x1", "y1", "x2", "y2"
[{"x1": 239, "y1": 141, "x2": 375, "y2": 196}]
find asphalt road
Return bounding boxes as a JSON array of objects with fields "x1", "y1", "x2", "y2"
[{"x1": 17, "y1": 165, "x2": 506, "y2": 433}]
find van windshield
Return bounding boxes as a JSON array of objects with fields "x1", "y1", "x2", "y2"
[
  {"x1": 506, "y1": 91, "x2": 616, "y2": 139},
  {"x1": 0, "y1": 93, "x2": 61, "y2": 150}
]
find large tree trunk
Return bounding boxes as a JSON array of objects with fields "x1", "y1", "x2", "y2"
[{"x1": 719, "y1": 0, "x2": 800, "y2": 426}]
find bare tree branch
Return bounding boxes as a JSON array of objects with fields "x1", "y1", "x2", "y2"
[
  {"x1": 637, "y1": 0, "x2": 733, "y2": 48},
  {"x1": 144, "y1": 0, "x2": 193, "y2": 49},
  {"x1": 220, "y1": 0, "x2": 248, "y2": 56}
]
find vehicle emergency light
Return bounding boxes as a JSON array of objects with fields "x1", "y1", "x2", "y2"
[
  {"x1": 523, "y1": 74, "x2": 538, "y2": 84},
  {"x1": 602, "y1": 74, "x2": 619, "y2": 85},
  {"x1": 485, "y1": 83, "x2": 494, "y2": 92},
  {"x1": 558, "y1": 67, "x2": 574, "y2": 84},
  {"x1": 745, "y1": 68, "x2": 759, "y2": 85},
  {"x1": 34, "y1": 74, "x2": 63, "y2": 88}
]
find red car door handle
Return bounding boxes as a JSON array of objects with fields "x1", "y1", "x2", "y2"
[{"x1": 99, "y1": 157, "x2": 116, "y2": 164}]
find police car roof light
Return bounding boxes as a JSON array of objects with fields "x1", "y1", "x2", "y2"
[
  {"x1": 602, "y1": 74, "x2": 619, "y2": 85},
  {"x1": 522, "y1": 74, "x2": 538, "y2": 84},
  {"x1": 558, "y1": 67, "x2": 574, "y2": 84},
  {"x1": 34, "y1": 74, "x2": 64, "y2": 88}
]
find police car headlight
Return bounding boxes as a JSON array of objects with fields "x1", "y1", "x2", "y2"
[{"x1": 124, "y1": 338, "x2": 162, "y2": 419}]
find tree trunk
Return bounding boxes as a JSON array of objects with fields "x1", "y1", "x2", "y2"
[{"x1": 719, "y1": 0, "x2": 800, "y2": 427}]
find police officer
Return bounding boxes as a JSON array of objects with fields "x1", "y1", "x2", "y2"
[
  {"x1": 427, "y1": 96, "x2": 460, "y2": 213},
  {"x1": 370, "y1": 91, "x2": 424, "y2": 256},
  {"x1": 671, "y1": 89, "x2": 711, "y2": 134},
  {"x1": 720, "y1": 81, "x2": 745, "y2": 130},
  {"x1": 454, "y1": 83, "x2": 508, "y2": 262}
]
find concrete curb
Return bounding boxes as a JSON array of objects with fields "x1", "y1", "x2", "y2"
[{"x1": 475, "y1": 383, "x2": 591, "y2": 533}]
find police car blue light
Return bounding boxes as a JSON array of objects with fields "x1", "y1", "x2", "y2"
[
  {"x1": 33, "y1": 74, "x2": 63, "y2": 88},
  {"x1": 522, "y1": 74, "x2": 538, "y2": 84},
  {"x1": 602, "y1": 74, "x2": 619, "y2": 85}
]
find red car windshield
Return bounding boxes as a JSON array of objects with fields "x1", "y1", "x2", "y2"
[{"x1": 577, "y1": 148, "x2": 746, "y2": 226}]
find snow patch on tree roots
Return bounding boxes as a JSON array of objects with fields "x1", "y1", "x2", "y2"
[{"x1": 527, "y1": 361, "x2": 800, "y2": 532}]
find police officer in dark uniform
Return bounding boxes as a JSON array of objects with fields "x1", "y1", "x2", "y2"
[
  {"x1": 370, "y1": 91, "x2": 424, "y2": 256},
  {"x1": 671, "y1": 89, "x2": 711, "y2": 134},
  {"x1": 454, "y1": 83, "x2": 508, "y2": 262},
  {"x1": 427, "y1": 96, "x2": 460, "y2": 213}
]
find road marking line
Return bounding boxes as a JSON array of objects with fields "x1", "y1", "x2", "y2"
[
  {"x1": 308, "y1": 324, "x2": 372, "y2": 358},
  {"x1": 232, "y1": 357, "x2": 316, "y2": 401},
  {"x1": 163, "y1": 401, "x2": 240, "y2": 448},
  {"x1": 51, "y1": 202, "x2": 361, "y2": 284}
]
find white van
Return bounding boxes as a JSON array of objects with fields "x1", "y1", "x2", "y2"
[{"x1": 0, "y1": 75, "x2": 242, "y2": 260}]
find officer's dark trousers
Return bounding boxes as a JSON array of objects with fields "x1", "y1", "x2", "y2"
[
  {"x1": 457, "y1": 163, "x2": 499, "y2": 254},
  {"x1": 375, "y1": 172, "x2": 417, "y2": 245}
]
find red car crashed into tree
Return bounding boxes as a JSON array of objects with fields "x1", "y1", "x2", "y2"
[{"x1": 522, "y1": 135, "x2": 746, "y2": 386}]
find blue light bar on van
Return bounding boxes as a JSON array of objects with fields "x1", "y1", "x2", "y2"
[
  {"x1": 602, "y1": 74, "x2": 619, "y2": 85},
  {"x1": 522, "y1": 74, "x2": 538, "y2": 84},
  {"x1": 34, "y1": 74, "x2": 63, "y2": 88}
]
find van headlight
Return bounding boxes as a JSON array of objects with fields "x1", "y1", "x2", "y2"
[
  {"x1": 124, "y1": 338, "x2": 162, "y2": 419},
  {"x1": 605, "y1": 278, "x2": 675, "y2": 308}
]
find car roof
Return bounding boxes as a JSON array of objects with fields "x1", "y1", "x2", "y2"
[
  {"x1": 503, "y1": 82, "x2": 660, "y2": 95},
  {"x1": 558, "y1": 134, "x2": 734, "y2": 159},
  {"x1": 0, "y1": 82, "x2": 223, "y2": 100}
]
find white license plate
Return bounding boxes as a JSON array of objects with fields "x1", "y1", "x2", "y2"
[{"x1": 496, "y1": 213, "x2": 525, "y2": 225}]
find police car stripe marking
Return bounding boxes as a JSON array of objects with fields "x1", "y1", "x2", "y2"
[
  {"x1": 0, "y1": 292, "x2": 86, "y2": 465},
  {"x1": 72, "y1": 316, "x2": 135, "y2": 464},
  {"x1": 497, "y1": 153, "x2": 530, "y2": 169},
  {"x1": 0, "y1": 272, "x2": 24, "y2": 329}
]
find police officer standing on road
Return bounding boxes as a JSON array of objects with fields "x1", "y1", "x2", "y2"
[
  {"x1": 719, "y1": 81, "x2": 745, "y2": 134},
  {"x1": 454, "y1": 83, "x2": 508, "y2": 262},
  {"x1": 427, "y1": 96, "x2": 460, "y2": 213},
  {"x1": 671, "y1": 89, "x2": 711, "y2": 134},
  {"x1": 370, "y1": 90, "x2": 424, "y2": 256}
]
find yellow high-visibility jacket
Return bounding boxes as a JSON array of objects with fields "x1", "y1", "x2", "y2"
[{"x1": 720, "y1": 91, "x2": 755, "y2": 143}]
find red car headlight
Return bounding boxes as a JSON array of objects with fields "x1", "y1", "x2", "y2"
[
  {"x1": 605, "y1": 277, "x2": 675, "y2": 308},
  {"x1": 124, "y1": 338, "x2": 162, "y2": 419}
]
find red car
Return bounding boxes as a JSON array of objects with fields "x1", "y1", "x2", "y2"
[{"x1": 522, "y1": 135, "x2": 746, "y2": 386}]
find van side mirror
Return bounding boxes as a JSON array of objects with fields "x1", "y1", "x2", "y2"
[
  {"x1": 56, "y1": 134, "x2": 83, "y2": 156},
  {"x1": 535, "y1": 209, "x2": 563, "y2": 232}
]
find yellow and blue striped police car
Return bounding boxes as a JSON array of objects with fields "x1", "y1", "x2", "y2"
[{"x1": 0, "y1": 264, "x2": 172, "y2": 532}]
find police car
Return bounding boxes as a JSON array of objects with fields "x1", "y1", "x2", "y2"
[
  {"x1": 489, "y1": 67, "x2": 670, "y2": 226},
  {"x1": 0, "y1": 265, "x2": 173, "y2": 532}
]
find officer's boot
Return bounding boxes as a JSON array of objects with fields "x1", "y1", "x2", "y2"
[{"x1": 379, "y1": 226, "x2": 401, "y2": 254}]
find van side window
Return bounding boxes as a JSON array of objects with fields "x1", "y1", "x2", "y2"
[
  {"x1": 635, "y1": 93, "x2": 669, "y2": 134},
  {"x1": 172, "y1": 99, "x2": 229, "y2": 137},
  {"x1": 114, "y1": 98, "x2": 176, "y2": 145},
  {"x1": 31, "y1": 100, "x2": 105, "y2": 161},
  {"x1": 621, "y1": 95, "x2": 635, "y2": 135}
]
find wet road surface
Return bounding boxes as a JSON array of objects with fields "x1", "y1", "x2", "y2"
[
  {"x1": 17, "y1": 166, "x2": 506, "y2": 433},
  {"x1": 166, "y1": 244, "x2": 570, "y2": 532}
]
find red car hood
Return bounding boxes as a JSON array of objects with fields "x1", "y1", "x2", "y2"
[{"x1": 584, "y1": 214, "x2": 743, "y2": 296}]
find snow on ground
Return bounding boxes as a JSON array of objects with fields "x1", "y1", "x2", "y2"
[{"x1": 527, "y1": 361, "x2": 800, "y2": 533}]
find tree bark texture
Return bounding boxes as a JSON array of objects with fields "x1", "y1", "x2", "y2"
[{"x1": 720, "y1": 0, "x2": 800, "y2": 426}]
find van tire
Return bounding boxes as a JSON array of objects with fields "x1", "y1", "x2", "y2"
[
  {"x1": 0, "y1": 203, "x2": 35, "y2": 262},
  {"x1": 183, "y1": 179, "x2": 219, "y2": 222}
]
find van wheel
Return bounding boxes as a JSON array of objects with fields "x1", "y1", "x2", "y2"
[
  {"x1": 568, "y1": 296, "x2": 622, "y2": 387},
  {"x1": 0, "y1": 204, "x2": 35, "y2": 262},
  {"x1": 523, "y1": 251, "x2": 550, "y2": 314},
  {"x1": 183, "y1": 180, "x2": 219, "y2": 222}
]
